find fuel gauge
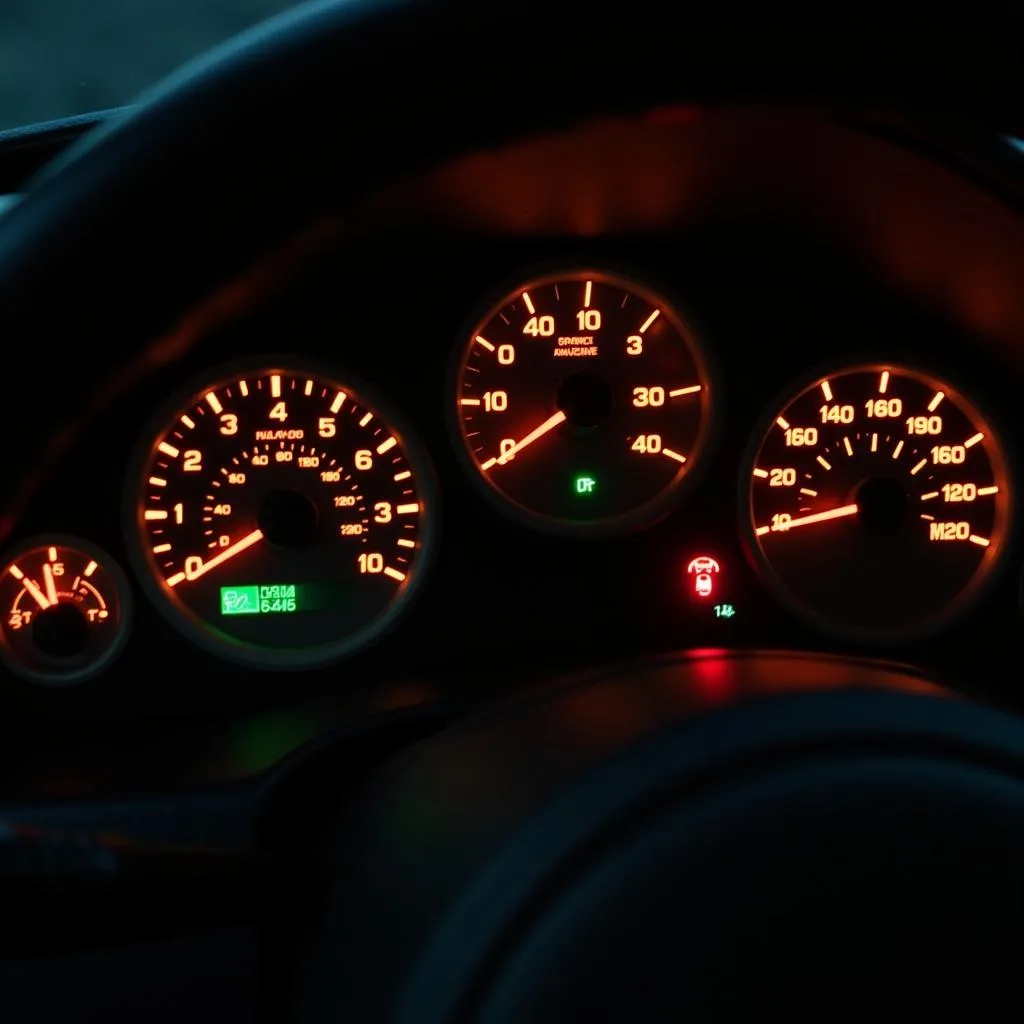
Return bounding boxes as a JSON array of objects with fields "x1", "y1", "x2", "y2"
[{"x1": 0, "y1": 536, "x2": 131, "y2": 683}]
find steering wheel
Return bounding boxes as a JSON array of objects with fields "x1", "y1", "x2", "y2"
[{"x1": 2, "y1": 2, "x2": 1024, "y2": 1021}]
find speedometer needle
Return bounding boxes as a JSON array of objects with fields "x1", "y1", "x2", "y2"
[
  {"x1": 481, "y1": 410, "x2": 567, "y2": 471},
  {"x1": 768, "y1": 503, "x2": 859, "y2": 533},
  {"x1": 168, "y1": 529, "x2": 264, "y2": 587}
]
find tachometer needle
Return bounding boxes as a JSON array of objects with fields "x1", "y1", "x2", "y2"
[
  {"x1": 481, "y1": 410, "x2": 567, "y2": 471},
  {"x1": 168, "y1": 529, "x2": 264, "y2": 587},
  {"x1": 768, "y1": 503, "x2": 859, "y2": 533}
]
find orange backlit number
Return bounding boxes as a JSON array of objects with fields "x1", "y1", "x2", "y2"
[
  {"x1": 275, "y1": 450, "x2": 293, "y2": 463},
  {"x1": 865, "y1": 398, "x2": 902, "y2": 418},
  {"x1": 298, "y1": 456, "x2": 320, "y2": 468},
  {"x1": 213, "y1": 503, "x2": 231, "y2": 515},
  {"x1": 51, "y1": 562, "x2": 65, "y2": 577},
  {"x1": 318, "y1": 417, "x2": 336, "y2": 438},
  {"x1": 632, "y1": 386, "x2": 665, "y2": 408},
  {"x1": 906, "y1": 415, "x2": 942, "y2": 435},
  {"x1": 355, "y1": 450, "x2": 373, "y2": 470},
  {"x1": 576, "y1": 309, "x2": 601, "y2": 331},
  {"x1": 784, "y1": 427, "x2": 817, "y2": 447},
  {"x1": 184, "y1": 556, "x2": 203, "y2": 580},
  {"x1": 183, "y1": 450, "x2": 202, "y2": 472},
  {"x1": 497, "y1": 344, "x2": 515, "y2": 365},
  {"x1": 929, "y1": 521, "x2": 970, "y2": 541},
  {"x1": 217, "y1": 535, "x2": 230, "y2": 547},
  {"x1": 931, "y1": 445, "x2": 966, "y2": 465},
  {"x1": 8, "y1": 610, "x2": 29, "y2": 630},
  {"x1": 374, "y1": 502, "x2": 393, "y2": 523},
  {"x1": 630, "y1": 434, "x2": 662, "y2": 454},
  {"x1": 483, "y1": 390, "x2": 508, "y2": 412},
  {"x1": 333, "y1": 495, "x2": 357, "y2": 507},
  {"x1": 173, "y1": 502, "x2": 184, "y2": 524},
  {"x1": 769, "y1": 468, "x2": 796, "y2": 487},
  {"x1": 322, "y1": 470, "x2": 342, "y2": 483},
  {"x1": 358, "y1": 552, "x2": 384, "y2": 574},
  {"x1": 771, "y1": 513, "x2": 792, "y2": 531},
  {"x1": 340, "y1": 524, "x2": 364, "y2": 536},
  {"x1": 941, "y1": 483, "x2": 977, "y2": 502},
  {"x1": 219, "y1": 413, "x2": 238, "y2": 435},
  {"x1": 819, "y1": 404, "x2": 854, "y2": 424},
  {"x1": 269, "y1": 401, "x2": 288, "y2": 422},
  {"x1": 499, "y1": 438, "x2": 517, "y2": 461},
  {"x1": 626, "y1": 335, "x2": 643, "y2": 356},
  {"x1": 252, "y1": 455, "x2": 269, "y2": 467},
  {"x1": 227, "y1": 472, "x2": 246, "y2": 484},
  {"x1": 523, "y1": 316, "x2": 555, "y2": 337}
]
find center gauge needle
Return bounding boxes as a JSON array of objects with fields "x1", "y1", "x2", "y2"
[
  {"x1": 763, "y1": 503, "x2": 859, "y2": 534},
  {"x1": 168, "y1": 529, "x2": 264, "y2": 587},
  {"x1": 480, "y1": 410, "x2": 567, "y2": 471}
]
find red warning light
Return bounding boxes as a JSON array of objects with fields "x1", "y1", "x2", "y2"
[{"x1": 686, "y1": 556, "x2": 721, "y2": 598}]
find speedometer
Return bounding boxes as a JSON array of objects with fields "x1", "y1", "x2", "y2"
[
  {"x1": 125, "y1": 360, "x2": 436, "y2": 668},
  {"x1": 744, "y1": 363, "x2": 1012, "y2": 641}
]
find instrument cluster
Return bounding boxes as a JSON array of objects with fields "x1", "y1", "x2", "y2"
[{"x1": 0, "y1": 258, "x2": 1018, "y2": 694}]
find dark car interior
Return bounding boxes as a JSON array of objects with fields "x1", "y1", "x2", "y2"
[{"x1": 2, "y1": 4, "x2": 1024, "y2": 1021}]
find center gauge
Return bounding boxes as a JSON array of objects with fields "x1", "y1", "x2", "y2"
[{"x1": 451, "y1": 269, "x2": 715, "y2": 534}]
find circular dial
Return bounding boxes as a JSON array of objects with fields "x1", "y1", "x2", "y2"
[
  {"x1": 745, "y1": 364, "x2": 1012, "y2": 640},
  {"x1": 127, "y1": 363, "x2": 435, "y2": 668},
  {"x1": 0, "y1": 536, "x2": 131, "y2": 683},
  {"x1": 452, "y1": 270, "x2": 713, "y2": 533}
]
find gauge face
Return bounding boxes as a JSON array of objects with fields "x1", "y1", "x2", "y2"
[
  {"x1": 452, "y1": 270, "x2": 714, "y2": 533},
  {"x1": 0, "y1": 536, "x2": 131, "y2": 683},
  {"x1": 745, "y1": 364, "x2": 1012, "y2": 640},
  {"x1": 127, "y1": 362, "x2": 436, "y2": 668}
]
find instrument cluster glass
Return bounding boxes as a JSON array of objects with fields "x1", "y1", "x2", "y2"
[{"x1": 7, "y1": 263, "x2": 1012, "y2": 682}]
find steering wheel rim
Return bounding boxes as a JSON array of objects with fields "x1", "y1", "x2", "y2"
[{"x1": 0, "y1": 2, "x2": 1020, "y2": 530}]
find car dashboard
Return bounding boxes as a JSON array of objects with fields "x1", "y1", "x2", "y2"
[{"x1": 0, "y1": 108, "x2": 1022, "y2": 801}]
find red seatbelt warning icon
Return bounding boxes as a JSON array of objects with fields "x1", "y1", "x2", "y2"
[{"x1": 686, "y1": 556, "x2": 721, "y2": 598}]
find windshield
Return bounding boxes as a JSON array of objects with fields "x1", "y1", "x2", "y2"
[{"x1": 0, "y1": 0, "x2": 300, "y2": 129}]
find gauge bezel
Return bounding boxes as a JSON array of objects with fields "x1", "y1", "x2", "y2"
[
  {"x1": 738, "y1": 356, "x2": 1016, "y2": 644},
  {"x1": 123, "y1": 356, "x2": 440, "y2": 670},
  {"x1": 0, "y1": 533, "x2": 133, "y2": 685},
  {"x1": 446, "y1": 262, "x2": 721, "y2": 537}
]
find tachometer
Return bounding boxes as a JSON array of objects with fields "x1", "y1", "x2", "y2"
[
  {"x1": 744, "y1": 363, "x2": 1012, "y2": 641},
  {"x1": 126, "y1": 361, "x2": 436, "y2": 668},
  {"x1": 451, "y1": 269, "x2": 714, "y2": 534}
]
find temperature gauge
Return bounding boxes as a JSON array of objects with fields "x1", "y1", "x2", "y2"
[{"x1": 0, "y1": 537, "x2": 131, "y2": 683}]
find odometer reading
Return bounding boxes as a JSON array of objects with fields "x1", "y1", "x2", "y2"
[
  {"x1": 746, "y1": 364, "x2": 1011, "y2": 640},
  {"x1": 129, "y1": 363, "x2": 435, "y2": 667},
  {"x1": 452, "y1": 270, "x2": 714, "y2": 533}
]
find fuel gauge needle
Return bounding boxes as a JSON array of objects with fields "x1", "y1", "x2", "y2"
[
  {"x1": 42, "y1": 563, "x2": 59, "y2": 605},
  {"x1": 168, "y1": 529, "x2": 264, "y2": 587},
  {"x1": 481, "y1": 410, "x2": 567, "y2": 471},
  {"x1": 763, "y1": 503, "x2": 859, "y2": 534}
]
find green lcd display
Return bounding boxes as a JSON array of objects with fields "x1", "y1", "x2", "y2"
[{"x1": 221, "y1": 584, "x2": 299, "y2": 615}]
